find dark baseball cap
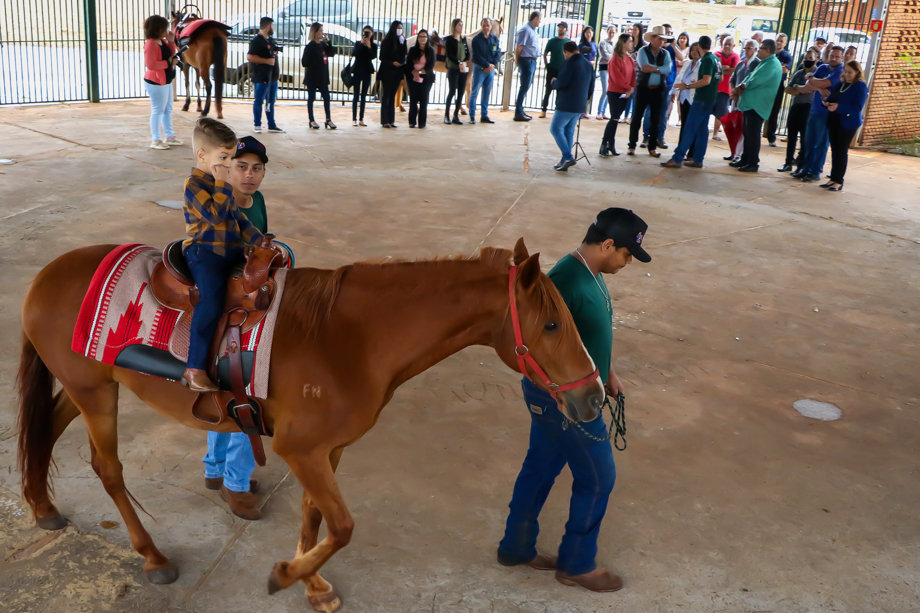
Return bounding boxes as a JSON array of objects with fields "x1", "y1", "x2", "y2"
[
  {"x1": 233, "y1": 136, "x2": 268, "y2": 164},
  {"x1": 591, "y1": 208, "x2": 651, "y2": 263}
]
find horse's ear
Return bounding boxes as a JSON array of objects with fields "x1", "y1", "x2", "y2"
[
  {"x1": 513, "y1": 237, "x2": 529, "y2": 265},
  {"x1": 519, "y1": 252, "x2": 541, "y2": 291}
]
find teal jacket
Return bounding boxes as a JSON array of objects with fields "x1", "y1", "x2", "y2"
[{"x1": 738, "y1": 54, "x2": 782, "y2": 120}]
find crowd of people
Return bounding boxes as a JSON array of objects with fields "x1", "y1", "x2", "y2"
[{"x1": 143, "y1": 12, "x2": 869, "y2": 186}]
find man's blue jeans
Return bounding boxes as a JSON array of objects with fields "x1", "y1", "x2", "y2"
[
  {"x1": 184, "y1": 244, "x2": 244, "y2": 370},
  {"x1": 470, "y1": 65, "x2": 495, "y2": 119},
  {"x1": 801, "y1": 112, "x2": 830, "y2": 176},
  {"x1": 643, "y1": 85, "x2": 670, "y2": 140},
  {"x1": 516, "y1": 58, "x2": 536, "y2": 115},
  {"x1": 203, "y1": 432, "x2": 255, "y2": 492},
  {"x1": 550, "y1": 110, "x2": 582, "y2": 162},
  {"x1": 498, "y1": 378, "x2": 616, "y2": 576},
  {"x1": 671, "y1": 99, "x2": 715, "y2": 165},
  {"x1": 253, "y1": 80, "x2": 279, "y2": 129}
]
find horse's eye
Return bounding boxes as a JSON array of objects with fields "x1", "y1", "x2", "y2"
[{"x1": 543, "y1": 321, "x2": 558, "y2": 332}]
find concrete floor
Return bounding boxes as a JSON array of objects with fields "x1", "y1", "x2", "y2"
[{"x1": 1, "y1": 99, "x2": 919, "y2": 613}]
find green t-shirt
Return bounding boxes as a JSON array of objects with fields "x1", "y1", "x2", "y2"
[
  {"x1": 547, "y1": 254, "x2": 613, "y2": 384},
  {"x1": 694, "y1": 52, "x2": 720, "y2": 104},
  {"x1": 238, "y1": 190, "x2": 268, "y2": 234},
  {"x1": 545, "y1": 37, "x2": 570, "y2": 71}
]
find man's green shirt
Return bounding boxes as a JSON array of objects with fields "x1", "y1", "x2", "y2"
[
  {"x1": 695, "y1": 52, "x2": 720, "y2": 104},
  {"x1": 545, "y1": 37, "x2": 571, "y2": 70},
  {"x1": 547, "y1": 254, "x2": 613, "y2": 383},
  {"x1": 238, "y1": 190, "x2": 268, "y2": 234}
]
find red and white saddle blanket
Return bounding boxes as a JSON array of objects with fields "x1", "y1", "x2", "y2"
[{"x1": 71, "y1": 243, "x2": 285, "y2": 398}]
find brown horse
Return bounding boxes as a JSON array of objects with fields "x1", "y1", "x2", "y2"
[
  {"x1": 17, "y1": 239, "x2": 604, "y2": 612},
  {"x1": 170, "y1": 11, "x2": 228, "y2": 119}
]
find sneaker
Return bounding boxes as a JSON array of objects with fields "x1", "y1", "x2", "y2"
[
  {"x1": 267, "y1": 126, "x2": 285, "y2": 133},
  {"x1": 657, "y1": 139, "x2": 668, "y2": 150},
  {"x1": 164, "y1": 136, "x2": 183, "y2": 146},
  {"x1": 149, "y1": 140, "x2": 170, "y2": 150},
  {"x1": 469, "y1": 117, "x2": 476, "y2": 124},
  {"x1": 253, "y1": 125, "x2": 263, "y2": 133}
]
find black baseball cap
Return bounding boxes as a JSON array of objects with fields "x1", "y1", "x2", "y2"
[
  {"x1": 233, "y1": 136, "x2": 268, "y2": 164},
  {"x1": 590, "y1": 208, "x2": 651, "y2": 263}
]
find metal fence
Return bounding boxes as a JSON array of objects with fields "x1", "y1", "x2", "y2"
[{"x1": 2, "y1": 0, "x2": 594, "y2": 111}]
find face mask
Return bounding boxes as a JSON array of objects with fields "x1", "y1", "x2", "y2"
[{"x1": 804, "y1": 60, "x2": 816, "y2": 68}]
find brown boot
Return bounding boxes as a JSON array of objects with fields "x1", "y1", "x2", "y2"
[
  {"x1": 183, "y1": 368, "x2": 218, "y2": 392},
  {"x1": 219, "y1": 484, "x2": 262, "y2": 520},
  {"x1": 527, "y1": 553, "x2": 557, "y2": 570},
  {"x1": 205, "y1": 477, "x2": 260, "y2": 493},
  {"x1": 556, "y1": 567, "x2": 624, "y2": 592}
]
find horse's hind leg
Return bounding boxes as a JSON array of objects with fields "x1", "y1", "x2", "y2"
[
  {"x1": 182, "y1": 66, "x2": 192, "y2": 112},
  {"x1": 201, "y1": 73, "x2": 212, "y2": 117},
  {"x1": 29, "y1": 390, "x2": 80, "y2": 530},
  {"x1": 72, "y1": 382, "x2": 178, "y2": 584}
]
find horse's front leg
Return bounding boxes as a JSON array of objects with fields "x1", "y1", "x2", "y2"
[
  {"x1": 181, "y1": 66, "x2": 191, "y2": 112},
  {"x1": 268, "y1": 450, "x2": 352, "y2": 612},
  {"x1": 297, "y1": 447, "x2": 344, "y2": 612}
]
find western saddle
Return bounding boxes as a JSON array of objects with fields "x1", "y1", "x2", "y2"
[{"x1": 149, "y1": 236, "x2": 286, "y2": 465}]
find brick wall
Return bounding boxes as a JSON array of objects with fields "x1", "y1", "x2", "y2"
[{"x1": 860, "y1": 0, "x2": 920, "y2": 146}]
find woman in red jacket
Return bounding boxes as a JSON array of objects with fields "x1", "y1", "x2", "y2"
[
  {"x1": 599, "y1": 34, "x2": 636, "y2": 157},
  {"x1": 143, "y1": 15, "x2": 181, "y2": 150}
]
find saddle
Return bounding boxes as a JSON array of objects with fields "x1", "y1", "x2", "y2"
[
  {"x1": 174, "y1": 18, "x2": 231, "y2": 48},
  {"x1": 150, "y1": 236, "x2": 286, "y2": 466}
]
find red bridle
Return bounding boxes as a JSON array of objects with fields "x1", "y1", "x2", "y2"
[{"x1": 508, "y1": 265, "x2": 600, "y2": 400}]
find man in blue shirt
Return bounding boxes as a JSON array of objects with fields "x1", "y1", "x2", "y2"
[
  {"x1": 470, "y1": 17, "x2": 502, "y2": 124},
  {"x1": 790, "y1": 45, "x2": 844, "y2": 182},
  {"x1": 642, "y1": 23, "x2": 677, "y2": 149},
  {"x1": 497, "y1": 207, "x2": 651, "y2": 593},
  {"x1": 765, "y1": 33, "x2": 794, "y2": 146},
  {"x1": 549, "y1": 41, "x2": 594, "y2": 171},
  {"x1": 514, "y1": 11, "x2": 542, "y2": 121}
]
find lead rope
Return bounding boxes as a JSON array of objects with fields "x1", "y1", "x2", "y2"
[{"x1": 562, "y1": 393, "x2": 627, "y2": 450}]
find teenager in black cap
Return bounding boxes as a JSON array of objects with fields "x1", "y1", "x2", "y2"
[{"x1": 498, "y1": 207, "x2": 650, "y2": 593}]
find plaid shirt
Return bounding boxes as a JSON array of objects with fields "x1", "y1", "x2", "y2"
[{"x1": 183, "y1": 167, "x2": 263, "y2": 256}]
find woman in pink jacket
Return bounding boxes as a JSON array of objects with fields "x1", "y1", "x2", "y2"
[
  {"x1": 599, "y1": 33, "x2": 636, "y2": 157},
  {"x1": 143, "y1": 15, "x2": 181, "y2": 150}
]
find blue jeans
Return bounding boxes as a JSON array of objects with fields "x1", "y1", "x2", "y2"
[
  {"x1": 184, "y1": 244, "x2": 245, "y2": 370},
  {"x1": 801, "y1": 112, "x2": 830, "y2": 176},
  {"x1": 597, "y1": 70, "x2": 609, "y2": 115},
  {"x1": 252, "y1": 80, "x2": 279, "y2": 129},
  {"x1": 470, "y1": 65, "x2": 495, "y2": 119},
  {"x1": 516, "y1": 58, "x2": 537, "y2": 115},
  {"x1": 203, "y1": 432, "x2": 255, "y2": 492},
  {"x1": 144, "y1": 81, "x2": 174, "y2": 141},
  {"x1": 671, "y1": 99, "x2": 715, "y2": 165},
  {"x1": 498, "y1": 378, "x2": 616, "y2": 576},
  {"x1": 550, "y1": 110, "x2": 582, "y2": 162},
  {"x1": 643, "y1": 85, "x2": 670, "y2": 140}
]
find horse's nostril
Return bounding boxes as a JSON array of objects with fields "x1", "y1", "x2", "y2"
[{"x1": 590, "y1": 395, "x2": 601, "y2": 409}]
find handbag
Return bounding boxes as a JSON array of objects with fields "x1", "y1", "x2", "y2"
[{"x1": 341, "y1": 58, "x2": 354, "y2": 89}]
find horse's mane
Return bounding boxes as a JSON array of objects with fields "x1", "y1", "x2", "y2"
[{"x1": 283, "y1": 247, "x2": 514, "y2": 335}]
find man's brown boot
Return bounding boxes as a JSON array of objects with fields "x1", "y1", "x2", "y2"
[
  {"x1": 205, "y1": 477, "x2": 260, "y2": 493},
  {"x1": 497, "y1": 551, "x2": 557, "y2": 570},
  {"x1": 556, "y1": 567, "x2": 624, "y2": 592},
  {"x1": 183, "y1": 368, "x2": 218, "y2": 392},
  {"x1": 219, "y1": 484, "x2": 262, "y2": 520}
]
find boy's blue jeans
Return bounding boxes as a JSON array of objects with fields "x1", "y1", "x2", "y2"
[
  {"x1": 184, "y1": 244, "x2": 245, "y2": 370},
  {"x1": 203, "y1": 432, "x2": 255, "y2": 492},
  {"x1": 498, "y1": 378, "x2": 616, "y2": 576}
]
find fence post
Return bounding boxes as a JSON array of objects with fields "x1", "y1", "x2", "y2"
[
  {"x1": 777, "y1": 0, "x2": 799, "y2": 40},
  {"x1": 501, "y1": 0, "x2": 522, "y2": 112},
  {"x1": 83, "y1": 0, "x2": 100, "y2": 102},
  {"x1": 586, "y1": 0, "x2": 602, "y2": 36}
]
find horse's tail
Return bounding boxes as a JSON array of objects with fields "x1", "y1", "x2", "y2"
[
  {"x1": 17, "y1": 334, "x2": 57, "y2": 507},
  {"x1": 212, "y1": 34, "x2": 225, "y2": 105}
]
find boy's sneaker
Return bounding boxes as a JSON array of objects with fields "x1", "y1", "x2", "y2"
[
  {"x1": 149, "y1": 140, "x2": 170, "y2": 150},
  {"x1": 267, "y1": 126, "x2": 285, "y2": 133},
  {"x1": 253, "y1": 125, "x2": 263, "y2": 133},
  {"x1": 164, "y1": 136, "x2": 183, "y2": 146}
]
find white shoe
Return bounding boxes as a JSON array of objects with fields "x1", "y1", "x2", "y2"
[
  {"x1": 254, "y1": 125, "x2": 263, "y2": 133},
  {"x1": 164, "y1": 136, "x2": 183, "y2": 146},
  {"x1": 149, "y1": 140, "x2": 170, "y2": 150}
]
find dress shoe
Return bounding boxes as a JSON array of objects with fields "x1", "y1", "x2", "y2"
[
  {"x1": 539, "y1": 110, "x2": 546, "y2": 118},
  {"x1": 801, "y1": 173, "x2": 821, "y2": 183},
  {"x1": 685, "y1": 161, "x2": 704, "y2": 168},
  {"x1": 627, "y1": 149, "x2": 636, "y2": 156},
  {"x1": 723, "y1": 155, "x2": 734, "y2": 161},
  {"x1": 469, "y1": 117, "x2": 476, "y2": 124},
  {"x1": 738, "y1": 164, "x2": 759, "y2": 172},
  {"x1": 640, "y1": 137, "x2": 648, "y2": 148},
  {"x1": 819, "y1": 181, "x2": 834, "y2": 188},
  {"x1": 778, "y1": 164, "x2": 793, "y2": 172},
  {"x1": 524, "y1": 112, "x2": 533, "y2": 119},
  {"x1": 828, "y1": 185, "x2": 844, "y2": 192},
  {"x1": 790, "y1": 168, "x2": 804, "y2": 178},
  {"x1": 768, "y1": 141, "x2": 777, "y2": 147},
  {"x1": 556, "y1": 567, "x2": 624, "y2": 592},
  {"x1": 513, "y1": 114, "x2": 531, "y2": 122},
  {"x1": 497, "y1": 551, "x2": 557, "y2": 571},
  {"x1": 481, "y1": 116, "x2": 495, "y2": 124},
  {"x1": 452, "y1": 115, "x2": 464, "y2": 125},
  {"x1": 657, "y1": 138, "x2": 668, "y2": 149},
  {"x1": 556, "y1": 159, "x2": 576, "y2": 171},
  {"x1": 728, "y1": 159, "x2": 745, "y2": 168},
  {"x1": 648, "y1": 149, "x2": 660, "y2": 158},
  {"x1": 183, "y1": 368, "x2": 218, "y2": 392},
  {"x1": 660, "y1": 159, "x2": 682, "y2": 168},
  {"x1": 219, "y1": 484, "x2": 262, "y2": 520},
  {"x1": 444, "y1": 115, "x2": 451, "y2": 124},
  {"x1": 206, "y1": 477, "x2": 260, "y2": 493},
  {"x1": 599, "y1": 141, "x2": 611, "y2": 157}
]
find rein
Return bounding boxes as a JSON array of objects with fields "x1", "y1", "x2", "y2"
[
  {"x1": 564, "y1": 393, "x2": 628, "y2": 450},
  {"x1": 508, "y1": 265, "x2": 600, "y2": 400}
]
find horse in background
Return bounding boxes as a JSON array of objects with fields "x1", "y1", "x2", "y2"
[{"x1": 170, "y1": 8, "x2": 229, "y2": 119}]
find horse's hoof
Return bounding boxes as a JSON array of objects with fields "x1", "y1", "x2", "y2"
[
  {"x1": 36, "y1": 511, "x2": 68, "y2": 531},
  {"x1": 145, "y1": 562, "x2": 179, "y2": 584},
  {"x1": 217, "y1": 114, "x2": 223, "y2": 119},
  {"x1": 308, "y1": 590, "x2": 342, "y2": 613},
  {"x1": 267, "y1": 562, "x2": 288, "y2": 595},
  {"x1": 181, "y1": 106, "x2": 190, "y2": 112}
]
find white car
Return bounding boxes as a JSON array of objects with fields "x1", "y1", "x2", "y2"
[
  {"x1": 226, "y1": 18, "x2": 363, "y2": 95},
  {"x1": 602, "y1": 0, "x2": 652, "y2": 32},
  {"x1": 715, "y1": 16, "x2": 778, "y2": 43},
  {"x1": 799, "y1": 27, "x2": 872, "y2": 65}
]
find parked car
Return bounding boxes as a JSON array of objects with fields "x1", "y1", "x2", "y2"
[
  {"x1": 270, "y1": 0, "x2": 417, "y2": 44},
  {"x1": 799, "y1": 27, "x2": 872, "y2": 64},
  {"x1": 226, "y1": 18, "x2": 363, "y2": 96},
  {"x1": 715, "y1": 16, "x2": 778, "y2": 42},
  {"x1": 602, "y1": 0, "x2": 651, "y2": 32}
]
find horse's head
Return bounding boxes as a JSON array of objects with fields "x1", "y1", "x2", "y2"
[
  {"x1": 492, "y1": 17, "x2": 504, "y2": 37},
  {"x1": 497, "y1": 239, "x2": 605, "y2": 423}
]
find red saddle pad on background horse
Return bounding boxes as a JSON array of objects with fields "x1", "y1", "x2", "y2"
[{"x1": 175, "y1": 18, "x2": 231, "y2": 45}]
